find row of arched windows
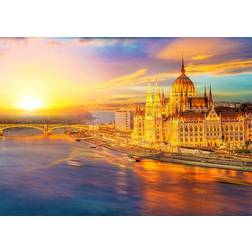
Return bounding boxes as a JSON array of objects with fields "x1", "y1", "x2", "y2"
[
  {"x1": 223, "y1": 125, "x2": 243, "y2": 131},
  {"x1": 180, "y1": 124, "x2": 245, "y2": 133},
  {"x1": 180, "y1": 125, "x2": 203, "y2": 132}
]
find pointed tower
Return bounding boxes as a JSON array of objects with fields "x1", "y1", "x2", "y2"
[
  {"x1": 154, "y1": 79, "x2": 162, "y2": 118},
  {"x1": 154, "y1": 79, "x2": 161, "y2": 105},
  {"x1": 204, "y1": 85, "x2": 207, "y2": 97},
  {"x1": 203, "y1": 85, "x2": 208, "y2": 107},
  {"x1": 209, "y1": 85, "x2": 213, "y2": 107},
  {"x1": 146, "y1": 81, "x2": 153, "y2": 105},
  {"x1": 145, "y1": 81, "x2": 154, "y2": 117},
  {"x1": 144, "y1": 81, "x2": 156, "y2": 144},
  {"x1": 162, "y1": 89, "x2": 165, "y2": 104}
]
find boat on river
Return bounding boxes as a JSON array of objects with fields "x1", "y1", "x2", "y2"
[{"x1": 67, "y1": 159, "x2": 83, "y2": 167}]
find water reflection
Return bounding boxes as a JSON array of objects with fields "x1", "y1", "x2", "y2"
[
  {"x1": 134, "y1": 160, "x2": 252, "y2": 215},
  {"x1": 0, "y1": 130, "x2": 251, "y2": 215}
]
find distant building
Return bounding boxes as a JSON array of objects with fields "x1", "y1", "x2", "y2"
[{"x1": 114, "y1": 110, "x2": 132, "y2": 131}]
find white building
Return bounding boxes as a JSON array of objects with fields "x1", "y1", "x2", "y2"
[{"x1": 114, "y1": 110, "x2": 132, "y2": 131}]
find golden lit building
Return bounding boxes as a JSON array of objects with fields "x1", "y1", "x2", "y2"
[
  {"x1": 131, "y1": 58, "x2": 249, "y2": 150},
  {"x1": 220, "y1": 112, "x2": 246, "y2": 148}
]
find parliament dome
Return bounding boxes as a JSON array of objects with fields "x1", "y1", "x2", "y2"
[{"x1": 171, "y1": 58, "x2": 196, "y2": 97}]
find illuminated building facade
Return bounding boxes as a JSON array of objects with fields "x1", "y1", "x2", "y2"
[
  {"x1": 132, "y1": 59, "x2": 251, "y2": 150},
  {"x1": 114, "y1": 110, "x2": 132, "y2": 131}
]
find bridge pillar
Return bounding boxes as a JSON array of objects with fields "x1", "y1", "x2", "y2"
[
  {"x1": 44, "y1": 129, "x2": 52, "y2": 136},
  {"x1": 44, "y1": 128, "x2": 52, "y2": 136},
  {"x1": 43, "y1": 125, "x2": 52, "y2": 136}
]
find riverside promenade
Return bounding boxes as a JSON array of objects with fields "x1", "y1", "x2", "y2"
[{"x1": 72, "y1": 134, "x2": 252, "y2": 172}]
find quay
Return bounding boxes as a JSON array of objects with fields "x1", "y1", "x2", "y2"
[{"x1": 72, "y1": 133, "x2": 252, "y2": 172}]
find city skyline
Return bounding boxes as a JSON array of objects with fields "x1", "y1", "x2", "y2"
[{"x1": 0, "y1": 37, "x2": 252, "y2": 116}]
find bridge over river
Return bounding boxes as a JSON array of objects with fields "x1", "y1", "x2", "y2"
[{"x1": 0, "y1": 123, "x2": 97, "y2": 136}]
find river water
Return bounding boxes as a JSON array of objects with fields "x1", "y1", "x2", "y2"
[{"x1": 0, "y1": 129, "x2": 251, "y2": 215}]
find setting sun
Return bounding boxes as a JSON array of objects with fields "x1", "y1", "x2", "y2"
[{"x1": 19, "y1": 96, "x2": 45, "y2": 111}]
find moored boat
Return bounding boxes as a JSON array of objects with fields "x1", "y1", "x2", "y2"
[{"x1": 67, "y1": 159, "x2": 82, "y2": 167}]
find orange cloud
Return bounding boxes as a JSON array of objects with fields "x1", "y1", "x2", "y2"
[
  {"x1": 192, "y1": 54, "x2": 213, "y2": 60},
  {"x1": 83, "y1": 68, "x2": 148, "y2": 92},
  {"x1": 156, "y1": 38, "x2": 241, "y2": 61},
  {"x1": 187, "y1": 58, "x2": 252, "y2": 75},
  {"x1": 81, "y1": 67, "x2": 180, "y2": 96}
]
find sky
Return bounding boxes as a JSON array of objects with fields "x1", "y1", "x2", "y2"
[{"x1": 0, "y1": 37, "x2": 252, "y2": 115}]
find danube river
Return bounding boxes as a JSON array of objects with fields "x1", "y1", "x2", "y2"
[{"x1": 0, "y1": 129, "x2": 251, "y2": 215}]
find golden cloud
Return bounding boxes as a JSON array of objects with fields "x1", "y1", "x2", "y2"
[
  {"x1": 156, "y1": 38, "x2": 242, "y2": 61},
  {"x1": 83, "y1": 68, "x2": 148, "y2": 92},
  {"x1": 187, "y1": 58, "x2": 252, "y2": 75},
  {"x1": 192, "y1": 54, "x2": 213, "y2": 60},
  {"x1": 82, "y1": 68, "x2": 180, "y2": 96}
]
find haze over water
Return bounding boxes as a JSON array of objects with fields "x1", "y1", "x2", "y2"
[{"x1": 0, "y1": 129, "x2": 251, "y2": 215}]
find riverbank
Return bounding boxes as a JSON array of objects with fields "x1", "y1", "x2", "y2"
[{"x1": 72, "y1": 135, "x2": 252, "y2": 172}]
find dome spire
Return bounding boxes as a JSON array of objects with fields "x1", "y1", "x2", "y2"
[{"x1": 181, "y1": 55, "x2": 185, "y2": 74}]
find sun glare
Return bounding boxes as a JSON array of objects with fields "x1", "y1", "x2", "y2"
[{"x1": 19, "y1": 96, "x2": 45, "y2": 111}]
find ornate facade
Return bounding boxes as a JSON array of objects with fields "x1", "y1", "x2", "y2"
[{"x1": 131, "y1": 59, "x2": 252, "y2": 150}]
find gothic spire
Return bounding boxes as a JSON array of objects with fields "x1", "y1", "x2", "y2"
[
  {"x1": 154, "y1": 79, "x2": 160, "y2": 104},
  {"x1": 162, "y1": 88, "x2": 165, "y2": 104},
  {"x1": 204, "y1": 85, "x2": 207, "y2": 97},
  {"x1": 209, "y1": 84, "x2": 213, "y2": 105},
  {"x1": 146, "y1": 80, "x2": 153, "y2": 104}
]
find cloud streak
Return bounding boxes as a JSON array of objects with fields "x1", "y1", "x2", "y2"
[
  {"x1": 156, "y1": 38, "x2": 243, "y2": 61},
  {"x1": 76, "y1": 38, "x2": 134, "y2": 47},
  {"x1": 187, "y1": 58, "x2": 252, "y2": 75},
  {"x1": 82, "y1": 68, "x2": 148, "y2": 92}
]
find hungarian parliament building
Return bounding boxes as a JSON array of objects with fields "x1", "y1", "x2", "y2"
[{"x1": 131, "y1": 59, "x2": 252, "y2": 150}]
